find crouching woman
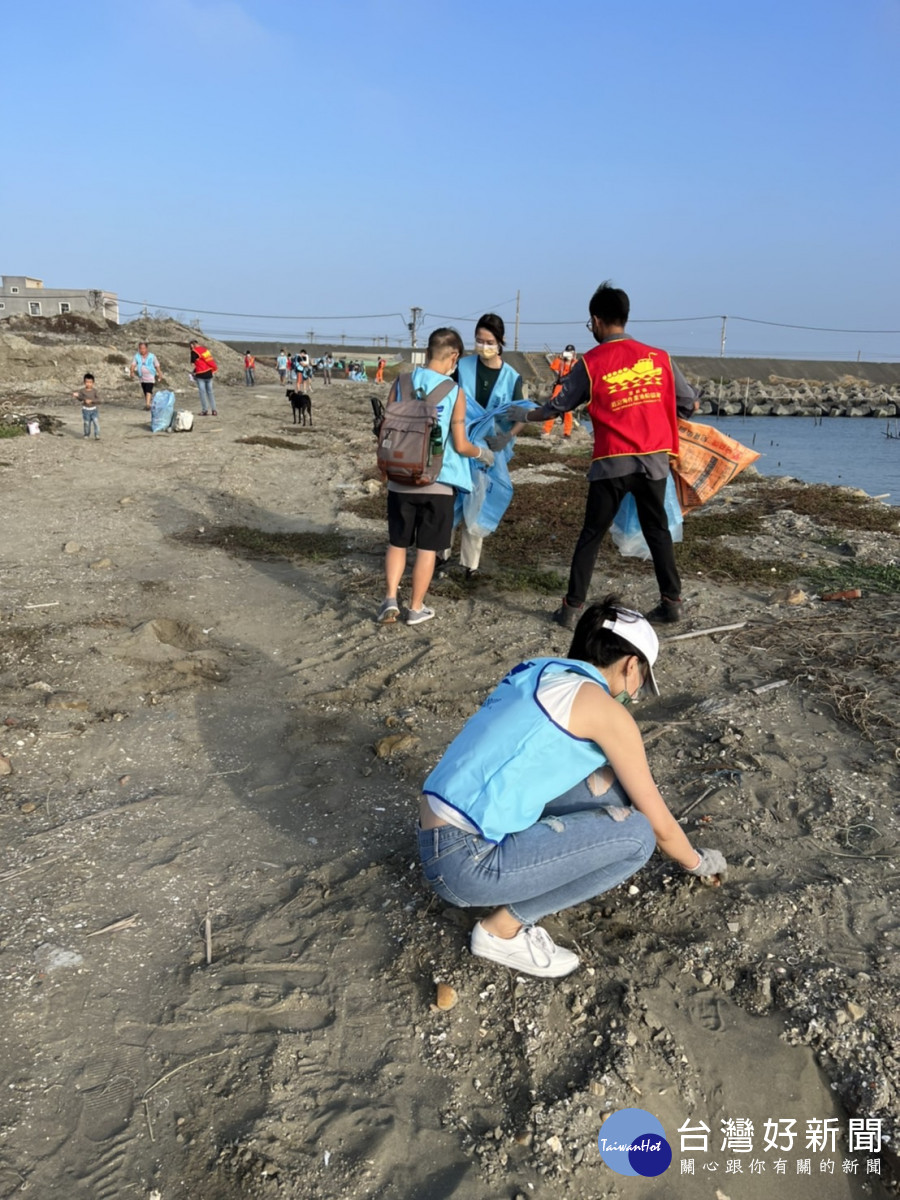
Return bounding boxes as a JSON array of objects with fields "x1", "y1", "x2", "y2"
[{"x1": 417, "y1": 597, "x2": 726, "y2": 978}]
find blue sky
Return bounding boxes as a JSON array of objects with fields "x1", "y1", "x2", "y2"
[{"x1": 4, "y1": 0, "x2": 899, "y2": 359}]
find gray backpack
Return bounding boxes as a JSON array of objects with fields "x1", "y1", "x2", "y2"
[{"x1": 375, "y1": 374, "x2": 454, "y2": 486}]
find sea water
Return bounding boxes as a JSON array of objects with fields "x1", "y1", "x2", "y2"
[{"x1": 706, "y1": 416, "x2": 900, "y2": 506}]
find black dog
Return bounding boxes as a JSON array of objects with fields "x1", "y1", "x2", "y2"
[{"x1": 286, "y1": 388, "x2": 312, "y2": 426}]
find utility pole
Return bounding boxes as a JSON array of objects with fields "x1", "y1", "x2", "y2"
[
  {"x1": 408, "y1": 307, "x2": 423, "y2": 349},
  {"x1": 307, "y1": 328, "x2": 315, "y2": 345},
  {"x1": 719, "y1": 315, "x2": 727, "y2": 358},
  {"x1": 514, "y1": 290, "x2": 520, "y2": 351}
]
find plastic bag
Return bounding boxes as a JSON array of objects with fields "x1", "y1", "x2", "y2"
[
  {"x1": 611, "y1": 474, "x2": 683, "y2": 559},
  {"x1": 150, "y1": 389, "x2": 176, "y2": 433},
  {"x1": 461, "y1": 461, "x2": 514, "y2": 539}
]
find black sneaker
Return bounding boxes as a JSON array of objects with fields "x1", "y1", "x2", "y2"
[
  {"x1": 552, "y1": 598, "x2": 583, "y2": 630},
  {"x1": 646, "y1": 596, "x2": 683, "y2": 624},
  {"x1": 464, "y1": 568, "x2": 479, "y2": 582}
]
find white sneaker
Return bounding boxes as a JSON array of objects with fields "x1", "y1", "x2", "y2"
[{"x1": 470, "y1": 921, "x2": 579, "y2": 978}]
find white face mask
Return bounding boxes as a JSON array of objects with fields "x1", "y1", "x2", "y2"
[
  {"x1": 475, "y1": 340, "x2": 499, "y2": 358},
  {"x1": 563, "y1": 351, "x2": 574, "y2": 361}
]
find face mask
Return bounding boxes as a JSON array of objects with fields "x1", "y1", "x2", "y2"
[
  {"x1": 613, "y1": 690, "x2": 635, "y2": 707},
  {"x1": 475, "y1": 341, "x2": 499, "y2": 358},
  {"x1": 563, "y1": 351, "x2": 573, "y2": 361}
]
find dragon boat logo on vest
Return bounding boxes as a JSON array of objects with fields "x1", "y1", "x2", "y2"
[
  {"x1": 597, "y1": 1107, "x2": 672, "y2": 1177},
  {"x1": 601, "y1": 355, "x2": 664, "y2": 393}
]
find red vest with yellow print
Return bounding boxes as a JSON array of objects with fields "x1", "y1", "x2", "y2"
[{"x1": 582, "y1": 337, "x2": 679, "y2": 462}]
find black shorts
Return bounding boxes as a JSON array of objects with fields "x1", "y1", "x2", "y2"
[
  {"x1": 140, "y1": 381, "x2": 155, "y2": 395},
  {"x1": 387, "y1": 491, "x2": 454, "y2": 551}
]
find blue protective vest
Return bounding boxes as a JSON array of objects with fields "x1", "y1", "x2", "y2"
[
  {"x1": 423, "y1": 657, "x2": 611, "y2": 843},
  {"x1": 409, "y1": 366, "x2": 472, "y2": 493},
  {"x1": 133, "y1": 352, "x2": 158, "y2": 379},
  {"x1": 456, "y1": 356, "x2": 519, "y2": 413}
]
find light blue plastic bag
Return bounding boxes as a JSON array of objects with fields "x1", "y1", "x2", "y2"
[
  {"x1": 150, "y1": 389, "x2": 176, "y2": 433},
  {"x1": 610, "y1": 474, "x2": 683, "y2": 558}
]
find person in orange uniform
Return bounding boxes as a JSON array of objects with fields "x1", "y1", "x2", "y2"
[
  {"x1": 541, "y1": 344, "x2": 579, "y2": 439},
  {"x1": 375, "y1": 356, "x2": 386, "y2": 384}
]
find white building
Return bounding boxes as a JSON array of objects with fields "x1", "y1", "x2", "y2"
[{"x1": 0, "y1": 275, "x2": 118, "y2": 322}]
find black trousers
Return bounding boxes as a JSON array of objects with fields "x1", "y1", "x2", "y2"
[{"x1": 566, "y1": 473, "x2": 682, "y2": 607}]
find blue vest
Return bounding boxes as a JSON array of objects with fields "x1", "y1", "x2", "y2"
[
  {"x1": 423, "y1": 657, "x2": 611, "y2": 843},
  {"x1": 410, "y1": 366, "x2": 472, "y2": 493},
  {"x1": 457, "y1": 356, "x2": 519, "y2": 413}
]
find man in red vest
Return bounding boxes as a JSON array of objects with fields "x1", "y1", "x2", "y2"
[{"x1": 508, "y1": 281, "x2": 697, "y2": 628}]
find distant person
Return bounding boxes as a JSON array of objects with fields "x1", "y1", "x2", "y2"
[
  {"x1": 375, "y1": 356, "x2": 386, "y2": 384},
  {"x1": 541, "y1": 344, "x2": 579, "y2": 439},
  {"x1": 189, "y1": 339, "x2": 218, "y2": 416},
  {"x1": 243, "y1": 351, "x2": 256, "y2": 387},
  {"x1": 441, "y1": 313, "x2": 525, "y2": 580},
  {"x1": 507, "y1": 281, "x2": 698, "y2": 628},
  {"x1": 72, "y1": 372, "x2": 100, "y2": 440},
  {"x1": 130, "y1": 341, "x2": 160, "y2": 411},
  {"x1": 276, "y1": 349, "x2": 288, "y2": 383},
  {"x1": 377, "y1": 327, "x2": 493, "y2": 627},
  {"x1": 322, "y1": 353, "x2": 334, "y2": 385}
]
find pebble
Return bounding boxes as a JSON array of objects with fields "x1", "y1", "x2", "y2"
[
  {"x1": 435, "y1": 983, "x2": 459, "y2": 1011},
  {"x1": 63, "y1": 541, "x2": 81, "y2": 554},
  {"x1": 89, "y1": 558, "x2": 113, "y2": 570},
  {"x1": 0, "y1": 755, "x2": 12, "y2": 776}
]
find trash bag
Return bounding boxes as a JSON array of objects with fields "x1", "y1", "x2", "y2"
[
  {"x1": 671, "y1": 420, "x2": 760, "y2": 513},
  {"x1": 611, "y1": 474, "x2": 683, "y2": 559},
  {"x1": 150, "y1": 389, "x2": 176, "y2": 433},
  {"x1": 461, "y1": 457, "x2": 514, "y2": 538}
]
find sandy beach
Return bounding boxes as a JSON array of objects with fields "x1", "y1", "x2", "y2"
[{"x1": 1, "y1": 335, "x2": 899, "y2": 1198}]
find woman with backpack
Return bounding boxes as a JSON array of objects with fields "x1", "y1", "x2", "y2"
[{"x1": 440, "y1": 313, "x2": 526, "y2": 580}]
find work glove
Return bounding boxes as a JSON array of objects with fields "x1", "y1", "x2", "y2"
[
  {"x1": 475, "y1": 445, "x2": 495, "y2": 468},
  {"x1": 685, "y1": 849, "x2": 727, "y2": 879},
  {"x1": 485, "y1": 431, "x2": 513, "y2": 452},
  {"x1": 505, "y1": 404, "x2": 533, "y2": 424}
]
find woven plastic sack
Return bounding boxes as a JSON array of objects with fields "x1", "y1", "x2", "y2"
[{"x1": 671, "y1": 420, "x2": 760, "y2": 513}]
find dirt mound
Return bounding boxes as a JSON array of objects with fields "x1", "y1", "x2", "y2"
[{"x1": 0, "y1": 313, "x2": 277, "y2": 398}]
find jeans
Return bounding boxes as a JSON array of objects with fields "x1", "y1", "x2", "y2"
[
  {"x1": 567, "y1": 473, "x2": 681, "y2": 606},
  {"x1": 417, "y1": 777, "x2": 656, "y2": 925},
  {"x1": 244, "y1": 368, "x2": 255, "y2": 386},
  {"x1": 82, "y1": 407, "x2": 99, "y2": 438},
  {"x1": 196, "y1": 376, "x2": 216, "y2": 412}
]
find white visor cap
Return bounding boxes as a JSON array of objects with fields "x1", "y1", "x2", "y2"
[{"x1": 601, "y1": 609, "x2": 660, "y2": 695}]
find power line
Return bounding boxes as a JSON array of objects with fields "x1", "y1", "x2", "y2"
[
  {"x1": 119, "y1": 298, "x2": 406, "y2": 321},
  {"x1": 119, "y1": 298, "x2": 900, "y2": 337}
]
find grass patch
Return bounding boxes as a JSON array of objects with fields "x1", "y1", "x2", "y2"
[
  {"x1": 683, "y1": 507, "x2": 764, "y2": 537},
  {"x1": 494, "y1": 566, "x2": 567, "y2": 594},
  {"x1": 804, "y1": 562, "x2": 900, "y2": 596},
  {"x1": 345, "y1": 492, "x2": 385, "y2": 522},
  {"x1": 745, "y1": 482, "x2": 899, "y2": 532},
  {"x1": 508, "y1": 442, "x2": 586, "y2": 471},
  {"x1": 237, "y1": 435, "x2": 314, "y2": 451},
  {"x1": 179, "y1": 525, "x2": 344, "y2": 561},
  {"x1": 0, "y1": 424, "x2": 26, "y2": 439}
]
